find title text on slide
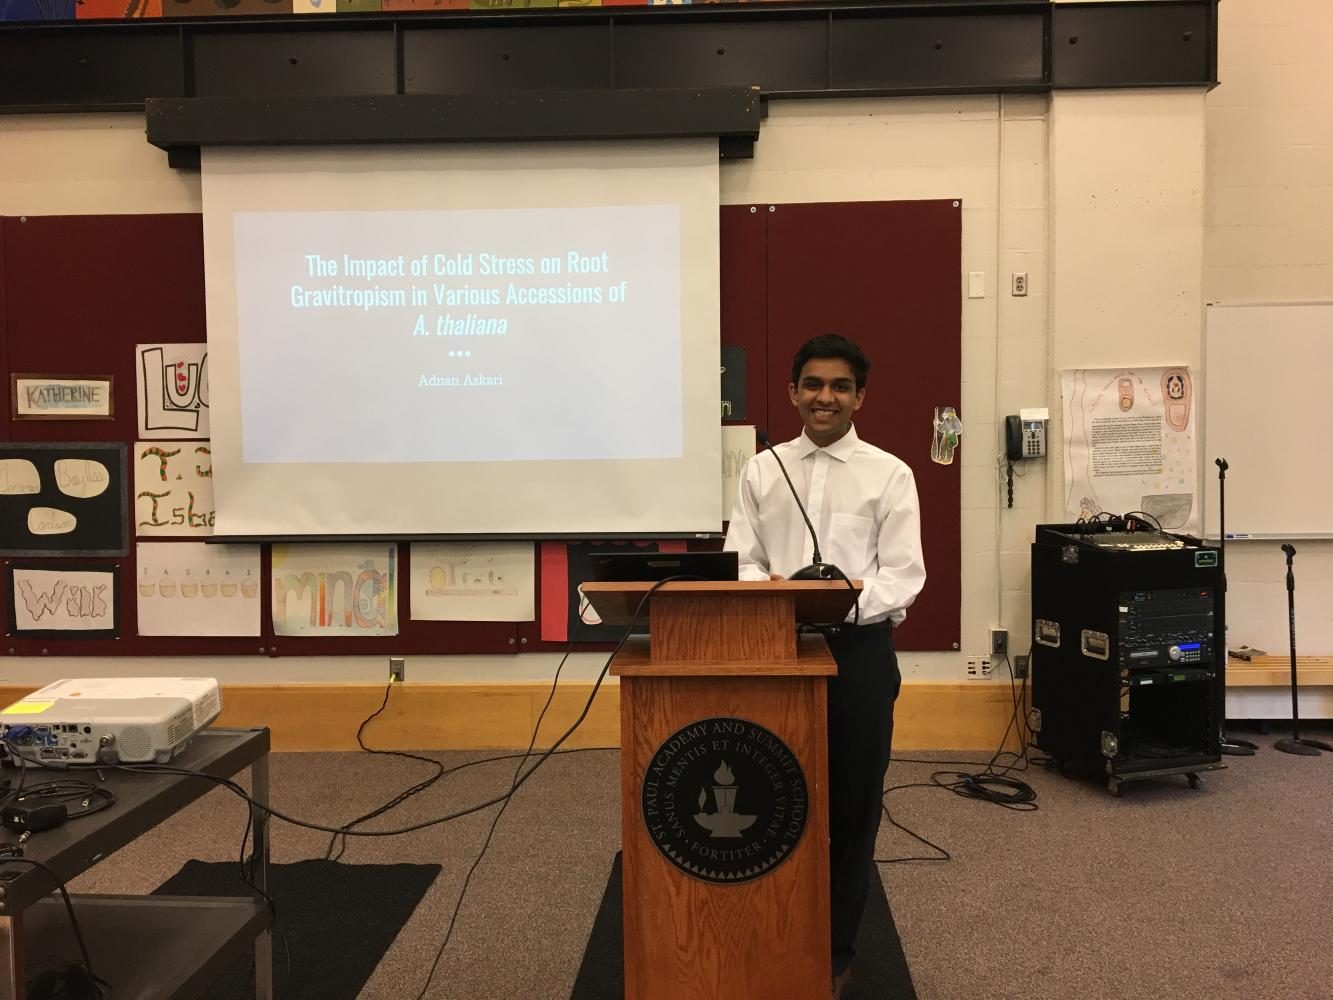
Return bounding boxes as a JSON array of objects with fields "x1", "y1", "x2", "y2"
[
  {"x1": 287, "y1": 249, "x2": 632, "y2": 335},
  {"x1": 304, "y1": 251, "x2": 611, "y2": 278}
]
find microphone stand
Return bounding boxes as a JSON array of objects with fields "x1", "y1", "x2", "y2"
[
  {"x1": 756, "y1": 431, "x2": 841, "y2": 582},
  {"x1": 1273, "y1": 544, "x2": 1333, "y2": 756},
  {"x1": 1215, "y1": 458, "x2": 1258, "y2": 756}
]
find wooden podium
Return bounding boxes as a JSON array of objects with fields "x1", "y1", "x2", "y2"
[{"x1": 581, "y1": 580, "x2": 860, "y2": 1000}]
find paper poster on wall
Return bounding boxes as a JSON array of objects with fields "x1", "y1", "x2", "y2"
[
  {"x1": 722, "y1": 425, "x2": 756, "y2": 521},
  {"x1": 1060, "y1": 366, "x2": 1198, "y2": 532},
  {"x1": 410, "y1": 542, "x2": 535, "y2": 622},
  {"x1": 0, "y1": 443, "x2": 128, "y2": 557},
  {"x1": 7, "y1": 565, "x2": 119, "y2": 638},
  {"x1": 136, "y1": 542, "x2": 261, "y2": 637},
  {"x1": 134, "y1": 441, "x2": 215, "y2": 536},
  {"x1": 271, "y1": 543, "x2": 398, "y2": 637},
  {"x1": 136, "y1": 343, "x2": 210, "y2": 440}
]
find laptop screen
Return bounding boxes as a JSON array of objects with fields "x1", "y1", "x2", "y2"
[{"x1": 587, "y1": 551, "x2": 739, "y2": 583}]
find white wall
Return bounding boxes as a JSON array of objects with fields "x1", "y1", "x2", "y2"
[
  {"x1": 1205, "y1": 0, "x2": 1333, "y2": 669},
  {"x1": 0, "y1": 114, "x2": 200, "y2": 215}
]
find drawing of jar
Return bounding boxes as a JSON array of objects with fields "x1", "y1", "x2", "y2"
[
  {"x1": 158, "y1": 572, "x2": 177, "y2": 598},
  {"x1": 181, "y1": 571, "x2": 198, "y2": 598},
  {"x1": 220, "y1": 571, "x2": 237, "y2": 597},
  {"x1": 241, "y1": 570, "x2": 258, "y2": 599},
  {"x1": 139, "y1": 568, "x2": 156, "y2": 599},
  {"x1": 200, "y1": 570, "x2": 218, "y2": 598}
]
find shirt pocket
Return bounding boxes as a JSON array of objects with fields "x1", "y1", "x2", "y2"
[{"x1": 827, "y1": 512, "x2": 875, "y2": 573}]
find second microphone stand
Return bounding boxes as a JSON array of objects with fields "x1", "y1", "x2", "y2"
[
  {"x1": 1216, "y1": 458, "x2": 1258, "y2": 755},
  {"x1": 1273, "y1": 544, "x2": 1333, "y2": 756}
]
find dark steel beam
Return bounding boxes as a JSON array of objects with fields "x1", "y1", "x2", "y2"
[
  {"x1": 146, "y1": 88, "x2": 763, "y2": 160},
  {"x1": 0, "y1": 2, "x2": 1218, "y2": 118}
]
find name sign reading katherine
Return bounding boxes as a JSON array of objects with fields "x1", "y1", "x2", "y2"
[{"x1": 13, "y1": 376, "x2": 114, "y2": 420}]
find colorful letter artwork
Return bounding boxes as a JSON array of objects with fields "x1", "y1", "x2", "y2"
[
  {"x1": 134, "y1": 441, "x2": 215, "y2": 537},
  {"x1": 136, "y1": 343, "x2": 210, "y2": 439},
  {"x1": 7, "y1": 566, "x2": 118, "y2": 637},
  {"x1": 271, "y1": 544, "x2": 398, "y2": 637}
]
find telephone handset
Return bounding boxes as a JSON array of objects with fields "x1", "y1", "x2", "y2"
[{"x1": 1005, "y1": 415, "x2": 1024, "y2": 462}]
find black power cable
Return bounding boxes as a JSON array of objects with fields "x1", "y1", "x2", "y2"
[
  {"x1": 323, "y1": 675, "x2": 449, "y2": 863},
  {"x1": 411, "y1": 631, "x2": 576, "y2": 998},
  {"x1": 94, "y1": 580, "x2": 673, "y2": 841},
  {"x1": 0, "y1": 854, "x2": 111, "y2": 998},
  {"x1": 409, "y1": 576, "x2": 687, "y2": 998},
  {"x1": 876, "y1": 647, "x2": 1039, "y2": 866}
]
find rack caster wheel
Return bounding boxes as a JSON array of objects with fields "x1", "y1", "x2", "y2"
[
  {"x1": 1187, "y1": 773, "x2": 1201, "y2": 790},
  {"x1": 1107, "y1": 778, "x2": 1123, "y2": 797}
]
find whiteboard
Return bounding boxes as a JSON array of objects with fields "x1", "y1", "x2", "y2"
[{"x1": 1204, "y1": 303, "x2": 1333, "y2": 538}]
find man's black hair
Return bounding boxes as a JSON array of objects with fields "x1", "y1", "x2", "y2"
[{"x1": 790, "y1": 334, "x2": 871, "y2": 390}]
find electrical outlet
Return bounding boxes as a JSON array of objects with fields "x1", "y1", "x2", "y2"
[
  {"x1": 990, "y1": 628, "x2": 1009, "y2": 656},
  {"x1": 1014, "y1": 654, "x2": 1030, "y2": 679},
  {"x1": 965, "y1": 656, "x2": 993, "y2": 680},
  {"x1": 389, "y1": 656, "x2": 405, "y2": 683},
  {"x1": 1011, "y1": 272, "x2": 1028, "y2": 296}
]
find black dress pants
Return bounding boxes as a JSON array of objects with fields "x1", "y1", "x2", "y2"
[{"x1": 824, "y1": 621, "x2": 900, "y2": 978}]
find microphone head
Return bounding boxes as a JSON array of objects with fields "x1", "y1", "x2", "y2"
[
  {"x1": 1282, "y1": 543, "x2": 1296, "y2": 558},
  {"x1": 1215, "y1": 457, "x2": 1229, "y2": 471},
  {"x1": 756, "y1": 430, "x2": 771, "y2": 448}
]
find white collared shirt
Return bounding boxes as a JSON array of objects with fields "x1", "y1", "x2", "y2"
[{"x1": 724, "y1": 425, "x2": 926, "y2": 626}]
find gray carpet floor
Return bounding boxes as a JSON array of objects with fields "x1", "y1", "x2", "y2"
[{"x1": 70, "y1": 728, "x2": 1333, "y2": 1000}]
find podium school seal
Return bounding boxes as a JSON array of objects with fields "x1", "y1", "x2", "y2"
[{"x1": 641, "y1": 717, "x2": 808, "y2": 884}]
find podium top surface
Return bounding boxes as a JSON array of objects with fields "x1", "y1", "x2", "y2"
[{"x1": 581, "y1": 579, "x2": 861, "y2": 626}]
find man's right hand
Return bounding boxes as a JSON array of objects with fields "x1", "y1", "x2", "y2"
[{"x1": 769, "y1": 573, "x2": 786, "y2": 580}]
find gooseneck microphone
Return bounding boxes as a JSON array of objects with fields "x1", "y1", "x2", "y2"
[{"x1": 756, "y1": 430, "x2": 840, "y2": 582}]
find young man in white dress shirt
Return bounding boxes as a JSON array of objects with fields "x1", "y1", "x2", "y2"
[{"x1": 724, "y1": 334, "x2": 926, "y2": 1000}]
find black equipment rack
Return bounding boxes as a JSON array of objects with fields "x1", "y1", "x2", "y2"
[{"x1": 1030, "y1": 518, "x2": 1225, "y2": 796}]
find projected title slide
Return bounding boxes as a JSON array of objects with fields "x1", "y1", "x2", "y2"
[
  {"x1": 232, "y1": 206, "x2": 682, "y2": 465},
  {"x1": 294, "y1": 247, "x2": 627, "y2": 370}
]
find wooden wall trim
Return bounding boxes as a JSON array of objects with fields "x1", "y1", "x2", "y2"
[
  {"x1": 1227, "y1": 656, "x2": 1333, "y2": 687},
  {"x1": 0, "y1": 680, "x2": 1032, "y2": 752}
]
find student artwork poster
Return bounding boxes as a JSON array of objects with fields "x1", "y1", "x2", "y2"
[
  {"x1": 271, "y1": 543, "x2": 398, "y2": 637},
  {"x1": 136, "y1": 542, "x2": 261, "y2": 637}
]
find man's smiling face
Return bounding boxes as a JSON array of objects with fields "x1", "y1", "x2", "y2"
[{"x1": 789, "y1": 357, "x2": 864, "y2": 447}]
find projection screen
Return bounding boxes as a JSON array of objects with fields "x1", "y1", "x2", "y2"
[{"x1": 201, "y1": 140, "x2": 721, "y2": 537}]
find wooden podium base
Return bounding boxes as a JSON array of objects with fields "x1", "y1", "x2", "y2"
[{"x1": 585, "y1": 582, "x2": 857, "y2": 1000}]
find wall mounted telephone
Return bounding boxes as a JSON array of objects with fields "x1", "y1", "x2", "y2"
[
  {"x1": 1003, "y1": 409, "x2": 1048, "y2": 509},
  {"x1": 1005, "y1": 413, "x2": 1047, "y2": 460}
]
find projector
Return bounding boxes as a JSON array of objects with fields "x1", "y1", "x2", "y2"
[{"x1": 0, "y1": 677, "x2": 222, "y2": 765}]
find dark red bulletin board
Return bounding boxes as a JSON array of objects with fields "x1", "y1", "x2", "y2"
[
  {"x1": 2, "y1": 214, "x2": 206, "y2": 446},
  {"x1": 2, "y1": 205, "x2": 960, "y2": 657},
  {"x1": 0, "y1": 215, "x2": 516, "y2": 657},
  {"x1": 720, "y1": 204, "x2": 769, "y2": 430},
  {"x1": 765, "y1": 200, "x2": 961, "y2": 651}
]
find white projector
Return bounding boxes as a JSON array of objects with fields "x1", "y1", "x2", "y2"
[{"x1": 0, "y1": 677, "x2": 222, "y2": 765}]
